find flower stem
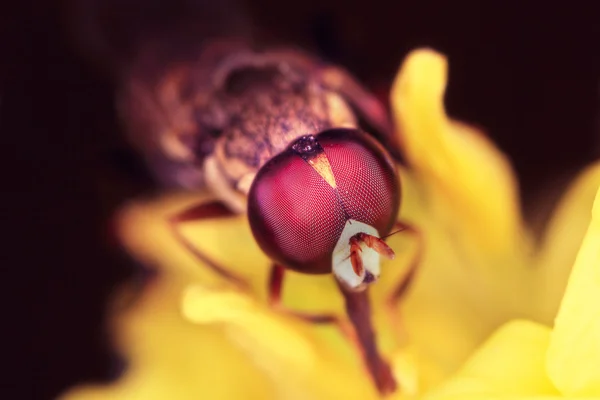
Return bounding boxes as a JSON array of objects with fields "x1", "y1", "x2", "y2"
[{"x1": 339, "y1": 284, "x2": 397, "y2": 395}]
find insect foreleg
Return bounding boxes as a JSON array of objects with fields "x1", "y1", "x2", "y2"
[
  {"x1": 168, "y1": 201, "x2": 250, "y2": 290},
  {"x1": 385, "y1": 220, "x2": 424, "y2": 343}
]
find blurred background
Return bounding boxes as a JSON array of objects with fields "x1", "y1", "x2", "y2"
[{"x1": 4, "y1": 0, "x2": 598, "y2": 398}]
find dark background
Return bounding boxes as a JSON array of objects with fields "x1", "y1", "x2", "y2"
[{"x1": 3, "y1": 1, "x2": 598, "y2": 398}]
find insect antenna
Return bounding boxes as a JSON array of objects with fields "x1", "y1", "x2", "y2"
[{"x1": 380, "y1": 226, "x2": 407, "y2": 240}]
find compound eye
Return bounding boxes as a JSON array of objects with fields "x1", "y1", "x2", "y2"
[
  {"x1": 247, "y1": 141, "x2": 346, "y2": 274},
  {"x1": 247, "y1": 129, "x2": 400, "y2": 275},
  {"x1": 317, "y1": 128, "x2": 400, "y2": 234}
]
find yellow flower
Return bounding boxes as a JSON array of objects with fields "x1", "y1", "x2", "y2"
[{"x1": 60, "y1": 49, "x2": 600, "y2": 399}]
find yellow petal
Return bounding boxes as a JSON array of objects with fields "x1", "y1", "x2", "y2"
[
  {"x1": 534, "y1": 162, "x2": 600, "y2": 323},
  {"x1": 387, "y1": 50, "x2": 540, "y2": 388},
  {"x1": 425, "y1": 320, "x2": 559, "y2": 399},
  {"x1": 60, "y1": 278, "x2": 274, "y2": 400},
  {"x1": 182, "y1": 284, "x2": 380, "y2": 399},
  {"x1": 387, "y1": 166, "x2": 535, "y2": 390},
  {"x1": 390, "y1": 49, "x2": 524, "y2": 255},
  {"x1": 546, "y1": 183, "x2": 600, "y2": 396}
]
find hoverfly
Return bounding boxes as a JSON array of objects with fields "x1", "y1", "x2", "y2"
[{"x1": 79, "y1": 2, "x2": 422, "y2": 393}]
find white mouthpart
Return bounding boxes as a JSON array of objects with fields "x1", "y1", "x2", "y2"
[{"x1": 332, "y1": 220, "x2": 381, "y2": 291}]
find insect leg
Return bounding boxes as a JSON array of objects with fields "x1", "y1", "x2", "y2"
[
  {"x1": 168, "y1": 201, "x2": 250, "y2": 291},
  {"x1": 386, "y1": 220, "x2": 424, "y2": 340},
  {"x1": 268, "y1": 264, "x2": 358, "y2": 340}
]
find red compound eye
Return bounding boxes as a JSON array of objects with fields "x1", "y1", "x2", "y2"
[{"x1": 247, "y1": 128, "x2": 400, "y2": 274}]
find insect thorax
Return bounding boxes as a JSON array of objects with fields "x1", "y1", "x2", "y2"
[
  {"x1": 208, "y1": 62, "x2": 358, "y2": 195},
  {"x1": 120, "y1": 44, "x2": 361, "y2": 201}
]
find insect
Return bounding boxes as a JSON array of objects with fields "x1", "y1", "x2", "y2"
[{"x1": 83, "y1": 5, "x2": 422, "y2": 393}]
